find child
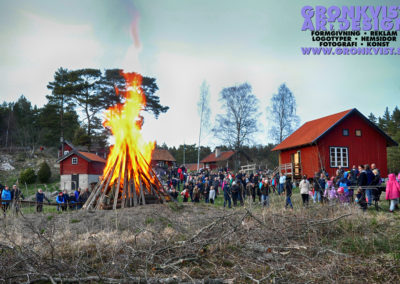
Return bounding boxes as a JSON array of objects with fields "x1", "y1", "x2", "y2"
[
  {"x1": 209, "y1": 186, "x2": 216, "y2": 204},
  {"x1": 181, "y1": 188, "x2": 189, "y2": 202},
  {"x1": 355, "y1": 187, "x2": 367, "y2": 211},
  {"x1": 386, "y1": 173, "x2": 400, "y2": 213},
  {"x1": 337, "y1": 187, "x2": 346, "y2": 203},
  {"x1": 324, "y1": 178, "x2": 337, "y2": 204}
]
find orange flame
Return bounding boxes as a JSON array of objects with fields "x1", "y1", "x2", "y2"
[{"x1": 102, "y1": 72, "x2": 155, "y2": 193}]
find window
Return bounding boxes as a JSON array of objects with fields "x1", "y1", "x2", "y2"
[
  {"x1": 330, "y1": 147, "x2": 348, "y2": 168},
  {"x1": 342, "y1": 129, "x2": 349, "y2": 136},
  {"x1": 72, "y1": 157, "x2": 78, "y2": 165},
  {"x1": 64, "y1": 150, "x2": 69, "y2": 155},
  {"x1": 355, "y1": 129, "x2": 362, "y2": 136}
]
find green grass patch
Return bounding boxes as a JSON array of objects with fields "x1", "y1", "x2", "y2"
[{"x1": 145, "y1": 217, "x2": 155, "y2": 225}]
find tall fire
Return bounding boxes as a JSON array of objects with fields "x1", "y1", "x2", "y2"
[{"x1": 83, "y1": 72, "x2": 169, "y2": 210}]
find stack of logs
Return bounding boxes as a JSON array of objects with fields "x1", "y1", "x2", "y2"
[{"x1": 83, "y1": 155, "x2": 169, "y2": 210}]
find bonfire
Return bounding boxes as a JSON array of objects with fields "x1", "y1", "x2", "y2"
[{"x1": 84, "y1": 72, "x2": 169, "y2": 210}]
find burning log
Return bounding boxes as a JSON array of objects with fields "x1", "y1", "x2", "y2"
[{"x1": 83, "y1": 72, "x2": 169, "y2": 210}]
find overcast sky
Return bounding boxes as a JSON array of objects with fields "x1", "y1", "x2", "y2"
[{"x1": 1, "y1": 0, "x2": 399, "y2": 148}]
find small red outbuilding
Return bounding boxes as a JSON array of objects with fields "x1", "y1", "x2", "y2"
[
  {"x1": 272, "y1": 108, "x2": 398, "y2": 179},
  {"x1": 57, "y1": 150, "x2": 106, "y2": 191}
]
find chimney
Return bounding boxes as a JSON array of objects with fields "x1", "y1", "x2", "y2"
[{"x1": 215, "y1": 147, "x2": 221, "y2": 158}]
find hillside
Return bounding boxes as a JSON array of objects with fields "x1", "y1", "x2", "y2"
[{"x1": 0, "y1": 148, "x2": 60, "y2": 196}]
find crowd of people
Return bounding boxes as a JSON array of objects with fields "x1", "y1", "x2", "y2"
[
  {"x1": 164, "y1": 163, "x2": 400, "y2": 212},
  {"x1": 1, "y1": 162, "x2": 400, "y2": 215},
  {"x1": 0, "y1": 185, "x2": 91, "y2": 215}
]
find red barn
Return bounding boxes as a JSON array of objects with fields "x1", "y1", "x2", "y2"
[
  {"x1": 272, "y1": 109, "x2": 398, "y2": 179},
  {"x1": 57, "y1": 150, "x2": 106, "y2": 191}
]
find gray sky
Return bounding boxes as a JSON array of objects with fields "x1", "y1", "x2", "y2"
[{"x1": 1, "y1": 0, "x2": 399, "y2": 147}]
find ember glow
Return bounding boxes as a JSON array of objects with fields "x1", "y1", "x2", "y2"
[{"x1": 102, "y1": 72, "x2": 155, "y2": 194}]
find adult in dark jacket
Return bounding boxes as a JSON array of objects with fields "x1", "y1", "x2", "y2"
[
  {"x1": 231, "y1": 181, "x2": 240, "y2": 207},
  {"x1": 170, "y1": 187, "x2": 179, "y2": 201},
  {"x1": 69, "y1": 192, "x2": 77, "y2": 210},
  {"x1": 223, "y1": 180, "x2": 232, "y2": 208},
  {"x1": 260, "y1": 180, "x2": 270, "y2": 207},
  {"x1": 371, "y1": 169, "x2": 382, "y2": 210},
  {"x1": 285, "y1": 179, "x2": 293, "y2": 209},
  {"x1": 12, "y1": 185, "x2": 24, "y2": 215},
  {"x1": 313, "y1": 173, "x2": 323, "y2": 203},
  {"x1": 79, "y1": 188, "x2": 90, "y2": 205},
  {"x1": 365, "y1": 164, "x2": 375, "y2": 206},
  {"x1": 357, "y1": 165, "x2": 368, "y2": 186},
  {"x1": 357, "y1": 165, "x2": 368, "y2": 207},
  {"x1": 36, "y1": 188, "x2": 50, "y2": 213}
]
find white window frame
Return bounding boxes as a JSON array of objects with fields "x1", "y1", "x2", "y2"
[
  {"x1": 72, "y1": 157, "x2": 78, "y2": 165},
  {"x1": 329, "y1": 147, "x2": 348, "y2": 168}
]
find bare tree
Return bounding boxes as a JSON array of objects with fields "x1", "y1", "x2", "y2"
[
  {"x1": 197, "y1": 81, "x2": 211, "y2": 170},
  {"x1": 268, "y1": 83, "x2": 299, "y2": 144},
  {"x1": 212, "y1": 83, "x2": 259, "y2": 151}
]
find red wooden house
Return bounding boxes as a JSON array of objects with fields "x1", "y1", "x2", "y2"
[
  {"x1": 272, "y1": 109, "x2": 398, "y2": 179},
  {"x1": 57, "y1": 150, "x2": 106, "y2": 191},
  {"x1": 151, "y1": 148, "x2": 176, "y2": 168},
  {"x1": 201, "y1": 148, "x2": 251, "y2": 170}
]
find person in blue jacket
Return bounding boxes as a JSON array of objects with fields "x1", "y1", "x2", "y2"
[
  {"x1": 36, "y1": 188, "x2": 50, "y2": 213},
  {"x1": 56, "y1": 191, "x2": 68, "y2": 211},
  {"x1": 1, "y1": 185, "x2": 12, "y2": 216},
  {"x1": 74, "y1": 188, "x2": 81, "y2": 209}
]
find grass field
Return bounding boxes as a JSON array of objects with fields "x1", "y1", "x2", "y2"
[{"x1": 1, "y1": 185, "x2": 399, "y2": 283}]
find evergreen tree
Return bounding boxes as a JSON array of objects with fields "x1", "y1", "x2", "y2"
[
  {"x1": 368, "y1": 113, "x2": 377, "y2": 124},
  {"x1": 37, "y1": 162, "x2": 51, "y2": 183}
]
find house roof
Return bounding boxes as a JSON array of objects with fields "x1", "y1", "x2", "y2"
[
  {"x1": 152, "y1": 148, "x2": 176, "y2": 162},
  {"x1": 185, "y1": 163, "x2": 204, "y2": 172},
  {"x1": 61, "y1": 140, "x2": 76, "y2": 150},
  {"x1": 56, "y1": 150, "x2": 106, "y2": 163},
  {"x1": 78, "y1": 151, "x2": 107, "y2": 163},
  {"x1": 272, "y1": 108, "x2": 398, "y2": 151},
  {"x1": 200, "y1": 150, "x2": 235, "y2": 163}
]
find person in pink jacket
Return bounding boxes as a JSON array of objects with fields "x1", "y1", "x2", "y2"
[{"x1": 386, "y1": 173, "x2": 400, "y2": 213}]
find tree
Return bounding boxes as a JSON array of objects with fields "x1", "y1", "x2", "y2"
[
  {"x1": 368, "y1": 112, "x2": 377, "y2": 124},
  {"x1": 0, "y1": 102, "x2": 15, "y2": 147},
  {"x1": 73, "y1": 127, "x2": 91, "y2": 147},
  {"x1": 69, "y1": 68, "x2": 103, "y2": 140},
  {"x1": 197, "y1": 80, "x2": 211, "y2": 170},
  {"x1": 372, "y1": 106, "x2": 400, "y2": 173},
  {"x1": 12, "y1": 96, "x2": 41, "y2": 154},
  {"x1": 37, "y1": 162, "x2": 51, "y2": 183},
  {"x1": 167, "y1": 143, "x2": 211, "y2": 165},
  {"x1": 19, "y1": 168, "x2": 36, "y2": 184},
  {"x1": 268, "y1": 83, "x2": 300, "y2": 144},
  {"x1": 37, "y1": 103, "x2": 79, "y2": 147},
  {"x1": 212, "y1": 83, "x2": 259, "y2": 152},
  {"x1": 99, "y1": 69, "x2": 169, "y2": 118},
  {"x1": 47, "y1": 67, "x2": 76, "y2": 145}
]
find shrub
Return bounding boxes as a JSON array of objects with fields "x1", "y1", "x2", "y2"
[
  {"x1": 37, "y1": 162, "x2": 51, "y2": 183},
  {"x1": 19, "y1": 168, "x2": 36, "y2": 184}
]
